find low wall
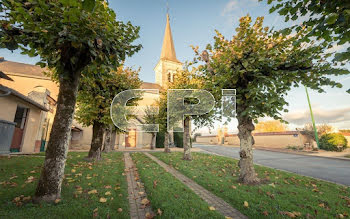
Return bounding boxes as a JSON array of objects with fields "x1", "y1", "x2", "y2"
[
  {"x1": 196, "y1": 135, "x2": 218, "y2": 144},
  {"x1": 196, "y1": 131, "x2": 307, "y2": 149}
]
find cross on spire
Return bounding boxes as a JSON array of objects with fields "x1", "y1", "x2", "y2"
[{"x1": 166, "y1": 1, "x2": 169, "y2": 14}]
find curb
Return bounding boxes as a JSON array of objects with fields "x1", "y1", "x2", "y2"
[{"x1": 255, "y1": 147, "x2": 350, "y2": 162}]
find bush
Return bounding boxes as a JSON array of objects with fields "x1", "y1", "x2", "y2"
[
  {"x1": 174, "y1": 132, "x2": 183, "y2": 148},
  {"x1": 156, "y1": 132, "x2": 185, "y2": 148},
  {"x1": 156, "y1": 131, "x2": 165, "y2": 148},
  {"x1": 319, "y1": 133, "x2": 348, "y2": 152}
]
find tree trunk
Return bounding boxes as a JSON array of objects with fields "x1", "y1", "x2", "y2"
[
  {"x1": 110, "y1": 129, "x2": 117, "y2": 151},
  {"x1": 150, "y1": 133, "x2": 156, "y2": 150},
  {"x1": 164, "y1": 131, "x2": 171, "y2": 153},
  {"x1": 183, "y1": 117, "x2": 192, "y2": 160},
  {"x1": 237, "y1": 116, "x2": 260, "y2": 184},
  {"x1": 169, "y1": 131, "x2": 175, "y2": 147},
  {"x1": 87, "y1": 121, "x2": 104, "y2": 160},
  {"x1": 103, "y1": 125, "x2": 112, "y2": 153},
  {"x1": 34, "y1": 73, "x2": 80, "y2": 203}
]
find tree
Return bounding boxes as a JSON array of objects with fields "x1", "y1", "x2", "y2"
[
  {"x1": 0, "y1": 0, "x2": 141, "y2": 202},
  {"x1": 142, "y1": 105, "x2": 159, "y2": 150},
  {"x1": 76, "y1": 65, "x2": 141, "y2": 160},
  {"x1": 255, "y1": 120, "x2": 288, "y2": 132},
  {"x1": 103, "y1": 125, "x2": 113, "y2": 152},
  {"x1": 194, "y1": 15, "x2": 349, "y2": 184},
  {"x1": 301, "y1": 123, "x2": 333, "y2": 142},
  {"x1": 263, "y1": 0, "x2": 350, "y2": 63},
  {"x1": 168, "y1": 66, "x2": 215, "y2": 160},
  {"x1": 157, "y1": 91, "x2": 171, "y2": 153}
]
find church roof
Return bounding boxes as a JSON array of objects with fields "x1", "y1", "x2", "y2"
[
  {"x1": 160, "y1": 14, "x2": 181, "y2": 63},
  {"x1": 141, "y1": 82, "x2": 162, "y2": 90}
]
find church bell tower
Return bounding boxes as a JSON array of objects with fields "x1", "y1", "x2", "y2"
[{"x1": 154, "y1": 13, "x2": 182, "y2": 88}]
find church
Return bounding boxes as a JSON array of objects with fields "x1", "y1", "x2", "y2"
[
  {"x1": 117, "y1": 12, "x2": 183, "y2": 149},
  {"x1": 0, "y1": 12, "x2": 182, "y2": 152}
]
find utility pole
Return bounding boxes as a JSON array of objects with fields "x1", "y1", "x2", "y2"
[{"x1": 305, "y1": 86, "x2": 320, "y2": 149}]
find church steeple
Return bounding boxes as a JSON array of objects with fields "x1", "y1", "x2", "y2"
[
  {"x1": 160, "y1": 14, "x2": 180, "y2": 63},
  {"x1": 154, "y1": 12, "x2": 182, "y2": 88}
]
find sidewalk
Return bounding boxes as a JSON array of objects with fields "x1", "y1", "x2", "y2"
[
  {"x1": 144, "y1": 152, "x2": 248, "y2": 219},
  {"x1": 255, "y1": 147, "x2": 350, "y2": 161},
  {"x1": 124, "y1": 153, "x2": 154, "y2": 219}
]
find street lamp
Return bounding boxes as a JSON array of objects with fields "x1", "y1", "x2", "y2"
[{"x1": 305, "y1": 86, "x2": 320, "y2": 149}]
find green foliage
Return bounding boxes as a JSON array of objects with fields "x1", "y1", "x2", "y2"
[
  {"x1": 174, "y1": 132, "x2": 184, "y2": 148},
  {"x1": 0, "y1": 0, "x2": 141, "y2": 79},
  {"x1": 76, "y1": 65, "x2": 141, "y2": 129},
  {"x1": 155, "y1": 131, "x2": 165, "y2": 148},
  {"x1": 319, "y1": 133, "x2": 348, "y2": 152},
  {"x1": 142, "y1": 105, "x2": 159, "y2": 133},
  {"x1": 194, "y1": 15, "x2": 349, "y2": 122},
  {"x1": 168, "y1": 65, "x2": 217, "y2": 131},
  {"x1": 264, "y1": 0, "x2": 350, "y2": 62}
]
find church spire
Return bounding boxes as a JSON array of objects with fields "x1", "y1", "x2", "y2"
[{"x1": 160, "y1": 13, "x2": 180, "y2": 63}]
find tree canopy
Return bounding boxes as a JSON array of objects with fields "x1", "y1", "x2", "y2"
[
  {"x1": 255, "y1": 120, "x2": 288, "y2": 133},
  {"x1": 194, "y1": 15, "x2": 349, "y2": 184},
  {"x1": 76, "y1": 65, "x2": 141, "y2": 129},
  {"x1": 0, "y1": 0, "x2": 141, "y2": 78},
  {"x1": 196, "y1": 16, "x2": 348, "y2": 123},
  {"x1": 264, "y1": 0, "x2": 350, "y2": 63}
]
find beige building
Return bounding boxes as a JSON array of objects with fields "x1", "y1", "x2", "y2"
[
  {"x1": 0, "y1": 12, "x2": 182, "y2": 152},
  {"x1": 0, "y1": 83, "x2": 48, "y2": 153}
]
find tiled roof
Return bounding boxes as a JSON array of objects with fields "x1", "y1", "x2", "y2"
[
  {"x1": 0, "y1": 59, "x2": 163, "y2": 91},
  {"x1": 0, "y1": 85, "x2": 48, "y2": 111},
  {"x1": 141, "y1": 82, "x2": 162, "y2": 90},
  {"x1": 0, "y1": 60, "x2": 48, "y2": 78}
]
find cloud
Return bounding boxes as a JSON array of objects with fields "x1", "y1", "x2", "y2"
[
  {"x1": 221, "y1": 0, "x2": 258, "y2": 17},
  {"x1": 222, "y1": 1, "x2": 239, "y2": 16},
  {"x1": 283, "y1": 107, "x2": 350, "y2": 126}
]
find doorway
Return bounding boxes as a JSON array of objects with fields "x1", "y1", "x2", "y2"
[
  {"x1": 125, "y1": 129, "x2": 136, "y2": 147},
  {"x1": 10, "y1": 106, "x2": 28, "y2": 152}
]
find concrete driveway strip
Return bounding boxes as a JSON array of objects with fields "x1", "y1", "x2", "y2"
[{"x1": 194, "y1": 144, "x2": 350, "y2": 186}]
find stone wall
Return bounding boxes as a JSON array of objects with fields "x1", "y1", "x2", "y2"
[{"x1": 196, "y1": 131, "x2": 311, "y2": 149}]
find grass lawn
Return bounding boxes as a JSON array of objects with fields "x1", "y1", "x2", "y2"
[
  {"x1": 131, "y1": 152, "x2": 224, "y2": 219},
  {"x1": 153, "y1": 152, "x2": 350, "y2": 219},
  {"x1": 345, "y1": 155, "x2": 350, "y2": 158},
  {"x1": 0, "y1": 152, "x2": 129, "y2": 218}
]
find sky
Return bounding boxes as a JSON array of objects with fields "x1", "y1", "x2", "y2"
[{"x1": 1, "y1": 0, "x2": 350, "y2": 133}]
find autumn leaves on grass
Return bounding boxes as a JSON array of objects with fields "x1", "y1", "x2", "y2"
[
  {"x1": 0, "y1": 153, "x2": 129, "y2": 218},
  {"x1": 153, "y1": 152, "x2": 350, "y2": 218}
]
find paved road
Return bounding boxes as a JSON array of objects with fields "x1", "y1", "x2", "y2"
[{"x1": 194, "y1": 144, "x2": 350, "y2": 186}]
